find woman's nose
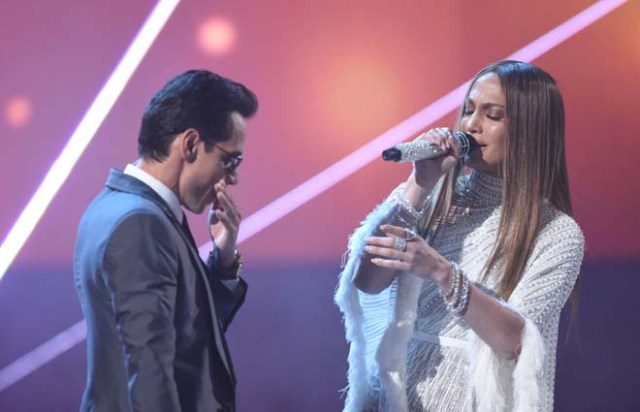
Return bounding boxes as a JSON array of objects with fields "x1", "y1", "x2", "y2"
[{"x1": 464, "y1": 111, "x2": 482, "y2": 134}]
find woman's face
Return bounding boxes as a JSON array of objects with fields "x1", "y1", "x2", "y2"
[{"x1": 461, "y1": 72, "x2": 508, "y2": 177}]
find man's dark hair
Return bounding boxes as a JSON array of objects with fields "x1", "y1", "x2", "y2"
[{"x1": 138, "y1": 70, "x2": 258, "y2": 161}]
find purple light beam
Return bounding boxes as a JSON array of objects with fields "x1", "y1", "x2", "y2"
[{"x1": 1, "y1": 0, "x2": 628, "y2": 395}]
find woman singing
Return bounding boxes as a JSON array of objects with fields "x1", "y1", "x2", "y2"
[{"x1": 335, "y1": 60, "x2": 584, "y2": 411}]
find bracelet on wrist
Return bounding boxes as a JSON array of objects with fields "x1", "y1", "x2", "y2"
[
  {"x1": 224, "y1": 249, "x2": 243, "y2": 277},
  {"x1": 440, "y1": 262, "x2": 471, "y2": 317},
  {"x1": 440, "y1": 262, "x2": 460, "y2": 301},
  {"x1": 394, "y1": 190, "x2": 422, "y2": 221},
  {"x1": 209, "y1": 248, "x2": 243, "y2": 279}
]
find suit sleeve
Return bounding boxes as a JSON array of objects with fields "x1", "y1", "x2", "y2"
[
  {"x1": 206, "y1": 252, "x2": 247, "y2": 332},
  {"x1": 102, "y1": 212, "x2": 181, "y2": 412}
]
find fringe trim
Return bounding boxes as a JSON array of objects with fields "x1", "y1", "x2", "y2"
[
  {"x1": 468, "y1": 303, "x2": 545, "y2": 412},
  {"x1": 335, "y1": 184, "x2": 423, "y2": 412},
  {"x1": 375, "y1": 272, "x2": 422, "y2": 411},
  {"x1": 335, "y1": 194, "x2": 397, "y2": 411},
  {"x1": 336, "y1": 183, "x2": 545, "y2": 412}
]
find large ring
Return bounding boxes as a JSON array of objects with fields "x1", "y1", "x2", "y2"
[
  {"x1": 405, "y1": 229, "x2": 418, "y2": 241},
  {"x1": 393, "y1": 237, "x2": 407, "y2": 252}
]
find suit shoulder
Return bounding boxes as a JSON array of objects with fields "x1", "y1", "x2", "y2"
[{"x1": 77, "y1": 190, "x2": 177, "y2": 255}]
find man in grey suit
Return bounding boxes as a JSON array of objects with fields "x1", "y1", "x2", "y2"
[{"x1": 74, "y1": 70, "x2": 258, "y2": 412}]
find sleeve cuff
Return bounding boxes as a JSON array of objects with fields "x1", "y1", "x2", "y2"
[{"x1": 208, "y1": 247, "x2": 243, "y2": 280}]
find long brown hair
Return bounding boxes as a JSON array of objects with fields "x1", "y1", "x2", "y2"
[{"x1": 419, "y1": 60, "x2": 573, "y2": 300}]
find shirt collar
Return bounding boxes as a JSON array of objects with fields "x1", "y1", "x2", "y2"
[{"x1": 124, "y1": 163, "x2": 184, "y2": 222}]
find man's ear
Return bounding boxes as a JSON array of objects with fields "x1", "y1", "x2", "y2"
[{"x1": 181, "y1": 128, "x2": 199, "y2": 162}]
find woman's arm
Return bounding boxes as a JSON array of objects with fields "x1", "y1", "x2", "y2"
[
  {"x1": 354, "y1": 128, "x2": 460, "y2": 294},
  {"x1": 350, "y1": 181, "x2": 419, "y2": 294},
  {"x1": 364, "y1": 224, "x2": 522, "y2": 358},
  {"x1": 353, "y1": 175, "x2": 436, "y2": 294},
  {"x1": 365, "y1": 214, "x2": 584, "y2": 359}
]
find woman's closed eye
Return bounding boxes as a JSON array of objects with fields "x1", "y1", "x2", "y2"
[{"x1": 485, "y1": 108, "x2": 505, "y2": 121}]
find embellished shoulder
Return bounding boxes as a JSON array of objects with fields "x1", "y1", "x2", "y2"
[{"x1": 533, "y1": 205, "x2": 585, "y2": 259}]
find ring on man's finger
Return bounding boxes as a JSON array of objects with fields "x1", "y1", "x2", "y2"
[
  {"x1": 405, "y1": 229, "x2": 418, "y2": 241},
  {"x1": 393, "y1": 237, "x2": 407, "y2": 252}
]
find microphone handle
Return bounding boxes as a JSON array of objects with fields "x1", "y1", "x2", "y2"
[
  {"x1": 381, "y1": 142, "x2": 446, "y2": 162},
  {"x1": 381, "y1": 132, "x2": 475, "y2": 163}
]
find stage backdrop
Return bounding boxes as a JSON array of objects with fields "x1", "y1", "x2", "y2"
[{"x1": 1, "y1": 0, "x2": 639, "y2": 410}]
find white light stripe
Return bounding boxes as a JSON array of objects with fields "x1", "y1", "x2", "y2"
[
  {"x1": 506, "y1": 0, "x2": 628, "y2": 62},
  {"x1": 198, "y1": 81, "x2": 471, "y2": 257},
  {"x1": 0, "y1": 0, "x2": 181, "y2": 281},
  {"x1": 0, "y1": 0, "x2": 627, "y2": 394},
  {"x1": 0, "y1": 320, "x2": 86, "y2": 392},
  {"x1": 198, "y1": 0, "x2": 628, "y2": 256}
]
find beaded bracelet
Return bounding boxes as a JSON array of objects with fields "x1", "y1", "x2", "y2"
[
  {"x1": 440, "y1": 263, "x2": 471, "y2": 317},
  {"x1": 450, "y1": 273, "x2": 471, "y2": 317},
  {"x1": 387, "y1": 192, "x2": 423, "y2": 233},
  {"x1": 393, "y1": 190, "x2": 422, "y2": 221},
  {"x1": 440, "y1": 262, "x2": 461, "y2": 301},
  {"x1": 388, "y1": 204, "x2": 419, "y2": 232}
]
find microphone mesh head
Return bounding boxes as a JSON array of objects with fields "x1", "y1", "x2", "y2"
[
  {"x1": 454, "y1": 132, "x2": 470, "y2": 156},
  {"x1": 453, "y1": 132, "x2": 478, "y2": 157}
]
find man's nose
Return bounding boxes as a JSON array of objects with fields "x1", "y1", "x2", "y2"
[{"x1": 225, "y1": 171, "x2": 238, "y2": 185}]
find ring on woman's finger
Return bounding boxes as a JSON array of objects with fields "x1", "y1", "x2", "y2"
[
  {"x1": 405, "y1": 228, "x2": 418, "y2": 241},
  {"x1": 393, "y1": 237, "x2": 407, "y2": 252}
]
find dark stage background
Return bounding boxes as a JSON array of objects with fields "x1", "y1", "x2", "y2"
[{"x1": 1, "y1": 0, "x2": 639, "y2": 410}]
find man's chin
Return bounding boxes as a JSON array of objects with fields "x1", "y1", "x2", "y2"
[{"x1": 184, "y1": 202, "x2": 207, "y2": 215}]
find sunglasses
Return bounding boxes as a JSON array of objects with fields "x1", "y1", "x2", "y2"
[{"x1": 213, "y1": 144, "x2": 243, "y2": 173}]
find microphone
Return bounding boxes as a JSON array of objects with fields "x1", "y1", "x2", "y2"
[{"x1": 381, "y1": 132, "x2": 479, "y2": 163}]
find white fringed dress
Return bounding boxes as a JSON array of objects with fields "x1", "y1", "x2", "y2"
[{"x1": 335, "y1": 171, "x2": 584, "y2": 411}]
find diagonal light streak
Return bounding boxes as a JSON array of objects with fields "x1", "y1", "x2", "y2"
[
  {"x1": 0, "y1": 320, "x2": 86, "y2": 392},
  {"x1": 0, "y1": 0, "x2": 181, "y2": 281},
  {"x1": 198, "y1": 81, "x2": 471, "y2": 257},
  {"x1": 199, "y1": 0, "x2": 629, "y2": 254},
  {"x1": 0, "y1": 0, "x2": 627, "y2": 394}
]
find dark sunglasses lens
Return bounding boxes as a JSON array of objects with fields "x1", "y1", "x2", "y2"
[{"x1": 225, "y1": 155, "x2": 242, "y2": 172}]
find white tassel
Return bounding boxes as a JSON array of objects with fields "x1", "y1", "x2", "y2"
[
  {"x1": 335, "y1": 196, "x2": 398, "y2": 412},
  {"x1": 467, "y1": 305, "x2": 545, "y2": 412},
  {"x1": 513, "y1": 318, "x2": 545, "y2": 412},
  {"x1": 375, "y1": 272, "x2": 423, "y2": 411}
]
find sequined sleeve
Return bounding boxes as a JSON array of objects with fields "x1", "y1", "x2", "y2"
[
  {"x1": 470, "y1": 210, "x2": 584, "y2": 412},
  {"x1": 507, "y1": 211, "x2": 584, "y2": 332}
]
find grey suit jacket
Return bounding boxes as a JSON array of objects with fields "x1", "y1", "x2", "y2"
[{"x1": 74, "y1": 169, "x2": 247, "y2": 412}]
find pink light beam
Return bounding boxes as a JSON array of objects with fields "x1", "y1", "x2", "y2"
[
  {"x1": 199, "y1": 0, "x2": 629, "y2": 257},
  {"x1": 0, "y1": 0, "x2": 181, "y2": 281},
  {"x1": 1, "y1": 0, "x2": 628, "y2": 394}
]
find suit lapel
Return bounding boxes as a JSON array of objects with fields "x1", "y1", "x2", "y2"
[
  {"x1": 105, "y1": 169, "x2": 235, "y2": 384},
  {"x1": 178, "y1": 215, "x2": 235, "y2": 384}
]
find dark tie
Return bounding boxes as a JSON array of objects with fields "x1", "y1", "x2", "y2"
[
  {"x1": 181, "y1": 214, "x2": 237, "y2": 393},
  {"x1": 180, "y1": 215, "x2": 198, "y2": 249}
]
